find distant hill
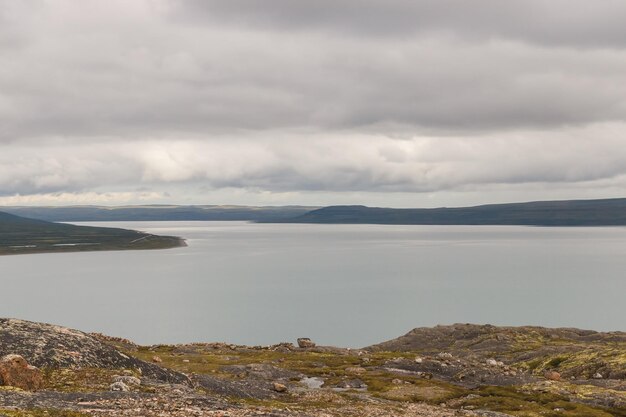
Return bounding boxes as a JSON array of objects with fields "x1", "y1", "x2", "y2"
[
  {"x1": 267, "y1": 198, "x2": 626, "y2": 226},
  {"x1": 2, "y1": 205, "x2": 318, "y2": 222},
  {"x1": 5, "y1": 198, "x2": 626, "y2": 226},
  {"x1": 0, "y1": 211, "x2": 183, "y2": 255}
]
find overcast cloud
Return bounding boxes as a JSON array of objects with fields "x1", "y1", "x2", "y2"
[{"x1": 1, "y1": 0, "x2": 626, "y2": 207}]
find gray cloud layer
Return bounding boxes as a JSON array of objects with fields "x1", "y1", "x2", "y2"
[
  {"x1": 177, "y1": 0, "x2": 626, "y2": 48},
  {"x1": 1, "y1": 0, "x2": 626, "y2": 205}
]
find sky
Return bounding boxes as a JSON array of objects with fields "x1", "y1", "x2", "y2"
[{"x1": 1, "y1": 0, "x2": 626, "y2": 208}]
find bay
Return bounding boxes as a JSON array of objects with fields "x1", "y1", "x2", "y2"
[{"x1": 1, "y1": 221, "x2": 625, "y2": 347}]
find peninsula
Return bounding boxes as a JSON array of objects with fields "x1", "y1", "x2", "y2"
[{"x1": 0, "y1": 211, "x2": 184, "y2": 255}]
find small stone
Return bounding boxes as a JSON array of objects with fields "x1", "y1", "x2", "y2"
[
  {"x1": 182, "y1": 359, "x2": 190, "y2": 363},
  {"x1": 544, "y1": 371, "x2": 561, "y2": 381},
  {"x1": 437, "y1": 352, "x2": 453, "y2": 359},
  {"x1": 345, "y1": 366, "x2": 367, "y2": 375},
  {"x1": 272, "y1": 382, "x2": 288, "y2": 393},
  {"x1": 0, "y1": 354, "x2": 44, "y2": 391},
  {"x1": 297, "y1": 338, "x2": 316, "y2": 348},
  {"x1": 392, "y1": 378, "x2": 404, "y2": 384},
  {"x1": 110, "y1": 381, "x2": 130, "y2": 392},
  {"x1": 112, "y1": 375, "x2": 141, "y2": 386},
  {"x1": 593, "y1": 372, "x2": 603, "y2": 379},
  {"x1": 414, "y1": 357, "x2": 423, "y2": 363},
  {"x1": 152, "y1": 355, "x2": 162, "y2": 363},
  {"x1": 336, "y1": 378, "x2": 365, "y2": 389}
]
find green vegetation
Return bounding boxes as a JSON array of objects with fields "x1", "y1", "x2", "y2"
[
  {"x1": 0, "y1": 211, "x2": 184, "y2": 255},
  {"x1": 460, "y1": 385, "x2": 622, "y2": 417},
  {"x1": 41, "y1": 368, "x2": 152, "y2": 393},
  {"x1": 123, "y1": 343, "x2": 626, "y2": 416}
]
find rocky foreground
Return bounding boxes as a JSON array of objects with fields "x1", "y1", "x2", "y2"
[{"x1": 1, "y1": 319, "x2": 625, "y2": 417}]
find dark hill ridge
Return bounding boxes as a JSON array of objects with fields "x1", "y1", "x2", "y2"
[
  {"x1": 2, "y1": 205, "x2": 317, "y2": 222},
  {"x1": 5, "y1": 197, "x2": 626, "y2": 225},
  {"x1": 0, "y1": 211, "x2": 184, "y2": 255},
  {"x1": 272, "y1": 197, "x2": 626, "y2": 226}
]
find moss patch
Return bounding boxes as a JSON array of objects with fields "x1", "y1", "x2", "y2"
[{"x1": 42, "y1": 368, "x2": 143, "y2": 393}]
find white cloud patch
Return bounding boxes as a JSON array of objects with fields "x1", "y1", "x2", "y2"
[{"x1": 1, "y1": 1, "x2": 626, "y2": 206}]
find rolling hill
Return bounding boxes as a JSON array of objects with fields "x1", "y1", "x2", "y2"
[
  {"x1": 268, "y1": 198, "x2": 626, "y2": 226},
  {"x1": 2, "y1": 205, "x2": 317, "y2": 222}
]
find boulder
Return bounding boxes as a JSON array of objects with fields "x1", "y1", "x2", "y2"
[
  {"x1": 297, "y1": 338, "x2": 316, "y2": 348},
  {"x1": 345, "y1": 366, "x2": 367, "y2": 375},
  {"x1": 272, "y1": 382, "x2": 288, "y2": 393},
  {"x1": 544, "y1": 371, "x2": 561, "y2": 381},
  {"x1": 112, "y1": 375, "x2": 141, "y2": 386},
  {"x1": 0, "y1": 354, "x2": 44, "y2": 391},
  {"x1": 486, "y1": 358, "x2": 504, "y2": 367},
  {"x1": 110, "y1": 381, "x2": 130, "y2": 392},
  {"x1": 337, "y1": 378, "x2": 366, "y2": 389}
]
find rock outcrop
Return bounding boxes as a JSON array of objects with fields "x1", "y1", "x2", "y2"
[
  {"x1": 297, "y1": 338, "x2": 316, "y2": 348},
  {"x1": 0, "y1": 354, "x2": 43, "y2": 390},
  {"x1": 1, "y1": 318, "x2": 624, "y2": 417},
  {"x1": 0, "y1": 318, "x2": 189, "y2": 385},
  {"x1": 367, "y1": 323, "x2": 626, "y2": 353}
]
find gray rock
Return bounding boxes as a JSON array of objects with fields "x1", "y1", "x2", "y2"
[
  {"x1": 0, "y1": 318, "x2": 189, "y2": 385},
  {"x1": 336, "y1": 378, "x2": 366, "y2": 389},
  {"x1": 112, "y1": 375, "x2": 141, "y2": 386},
  {"x1": 222, "y1": 363, "x2": 302, "y2": 380},
  {"x1": 192, "y1": 374, "x2": 278, "y2": 399},
  {"x1": 297, "y1": 338, "x2": 316, "y2": 348},
  {"x1": 109, "y1": 381, "x2": 130, "y2": 392},
  {"x1": 300, "y1": 376, "x2": 324, "y2": 389}
]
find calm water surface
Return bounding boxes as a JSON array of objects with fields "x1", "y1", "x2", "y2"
[{"x1": 1, "y1": 222, "x2": 625, "y2": 347}]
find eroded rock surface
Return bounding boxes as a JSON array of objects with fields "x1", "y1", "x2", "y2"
[
  {"x1": 0, "y1": 318, "x2": 188, "y2": 385},
  {"x1": 0, "y1": 319, "x2": 624, "y2": 417},
  {"x1": 0, "y1": 354, "x2": 43, "y2": 390}
]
